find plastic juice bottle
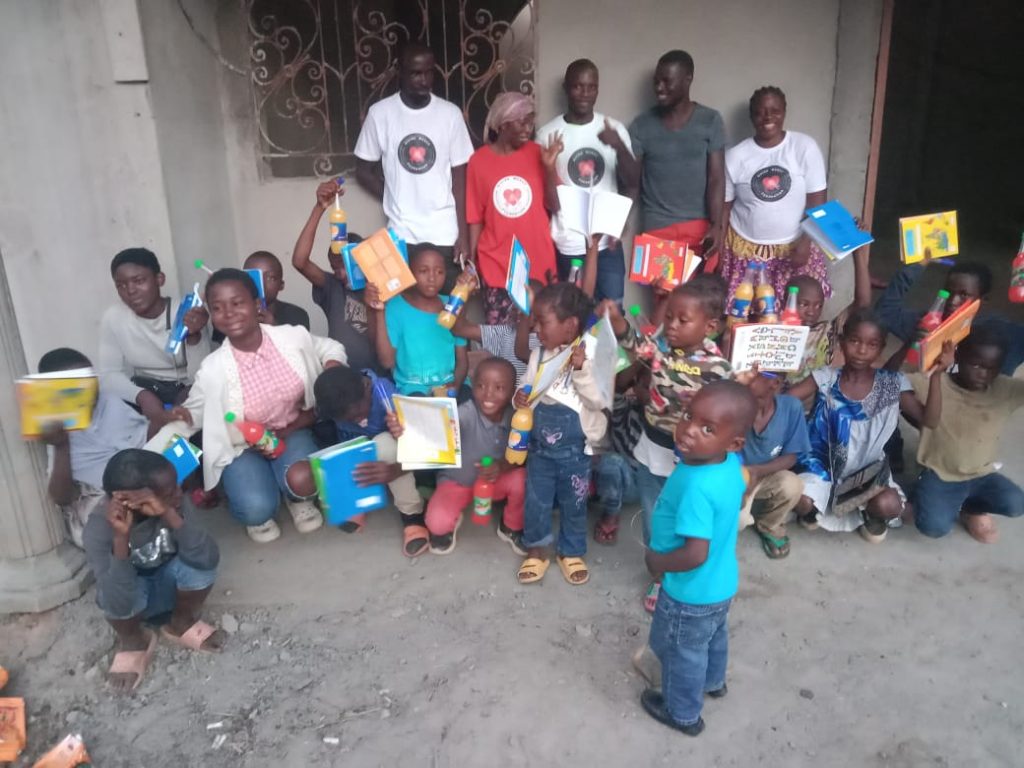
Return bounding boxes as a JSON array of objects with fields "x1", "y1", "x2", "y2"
[
  {"x1": 472, "y1": 457, "x2": 495, "y2": 525},
  {"x1": 918, "y1": 289, "x2": 950, "y2": 334},
  {"x1": 437, "y1": 275, "x2": 475, "y2": 329},
  {"x1": 628, "y1": 304, "x2": 657, "y2": 336},
  {"x1": 505, "y1": 386, "x2": 533, "y2": 465},
  {"x1": 754, "y1": 264, "x2": 778, "y2": 323},
  {"x1": 567, "y1": 258, "x2": 584, "y2": 287},
  {"x1": 329, "y1": 192, "x2": 347, "y2": 256},
  {"x1": 727, "y1": 265, "x2": 756, "y2": 328},
  {"x1": 780, "y1": 285, "x2": 802, "y2": 325},
  {"x1": 225, "y1": 412, "x2": 285, "y2": 459},
  {"x1": 1010, "y1": 232, "x2": 1024, "y2": 303}
]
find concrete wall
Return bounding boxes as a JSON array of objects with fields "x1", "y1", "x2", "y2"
[{"x1": 0, "y1": 0, "x2": 178, "y2": 366}]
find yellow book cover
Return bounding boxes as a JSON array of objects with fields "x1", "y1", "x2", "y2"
[
  {"x1": 899, "y1": 210, "x2": 959, "y2": 264},
  {"x1": 16, "y1": 368, "x2": 98, "y2": 438}
]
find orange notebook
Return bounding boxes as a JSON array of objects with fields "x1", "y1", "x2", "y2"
[
  {"x1": 919, "y1": 299, "x2": 979, "y2": 370},
  {"x1": 351, "y1": 229, "x2": 416, "y2": 302}
]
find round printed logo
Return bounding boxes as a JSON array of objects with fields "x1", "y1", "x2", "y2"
[
  {"x1": 397, "y1": 133, "x2": 436, "y2": 174},
  {"x1": 492, "y1": 175, "x2": 532, "y2": 218},
  {"x1": 567, "y1": 147, "x2": 605, "y2": 186},
  {"x1": 750, "y1": 165, "x2": 792, "y2": 202}
]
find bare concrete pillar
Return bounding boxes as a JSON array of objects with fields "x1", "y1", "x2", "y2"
[{"x1": 0, "y1": 250, "x2": 90, "y2": 613}]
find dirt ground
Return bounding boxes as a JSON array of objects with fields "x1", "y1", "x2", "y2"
[{"x1": 3, "y1": 403, "x2": 1024, "y2": 768}]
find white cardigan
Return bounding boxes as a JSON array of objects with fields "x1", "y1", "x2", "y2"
[{"x1": 147, "y1": 324, "x2": 346, "y2": 489}]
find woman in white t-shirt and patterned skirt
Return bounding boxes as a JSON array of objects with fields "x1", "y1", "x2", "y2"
[{"x1": 719, "y1": 86, "x2": 831, "y2": 301}]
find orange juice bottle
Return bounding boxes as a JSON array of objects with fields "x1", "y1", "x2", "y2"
[
  {"x1": 437, "y1": 274, "x2": 476, "y2": 329},
  {"x1": 505, "y1": 386, "x2": 533, "y2": 465},
  {"x1": 329, "y1": 191, "x2": 347, "y2": 256},
  {"x1": 727, "y1": 265, "x2": 756, "y2": 328},
  {"x1": 754, "y1": 264, "x2": 778, "y2": 323}
]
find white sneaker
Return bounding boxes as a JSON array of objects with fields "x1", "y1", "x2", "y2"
[
  {"x1": 287, "y1": 499, "x2": 323, "y2": 533},
  {"x1": 247, "y1": 519, "x2": 281, "y2": 543}
]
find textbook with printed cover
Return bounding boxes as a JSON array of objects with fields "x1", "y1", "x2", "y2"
[
  {"x1": 16, "y1": 368, "x2": 98, "y2": 438},
  {"x1": 899, "y1": 210, "x2": 959, "y2": 264},
  {"x1": 309, "y1": 437, "x2": 387, "y2": 524}
]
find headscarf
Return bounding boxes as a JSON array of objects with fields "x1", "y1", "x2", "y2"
[{"x1": 484, "y1": 92, "x2": 534, "y2": 142}]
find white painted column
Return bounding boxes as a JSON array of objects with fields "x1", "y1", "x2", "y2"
[{"x1": 0, "y1": 250, "x2": 90, "y2": 613}]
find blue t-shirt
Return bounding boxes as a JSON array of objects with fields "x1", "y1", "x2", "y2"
[
  {"x1": 333, "y1": 369, "x2": 394, "y2": 442},
  {"x1": 740, "y1": 394, "x2": 810, "y2": 466},
  {"x1": 385, "y1": 294, "x2": 467, "y2": 395},
  {"x1": 650, "y1": 453, "x2": 745, "y2": 605}
]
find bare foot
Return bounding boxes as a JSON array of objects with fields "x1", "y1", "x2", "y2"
[
  {"x1": 108, "y1": 629, "x2": 154, "y2": 694},
  {"x1": 961, "y1": 512, "x2": 999, "y2": 544},
  {"x1": 164, "y1": 619, "x2": 227, "y2": 652}
]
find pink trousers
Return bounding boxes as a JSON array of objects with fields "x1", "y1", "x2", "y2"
[{"x1": 426, "y1": 470, "x2": 526, "y2": 535}]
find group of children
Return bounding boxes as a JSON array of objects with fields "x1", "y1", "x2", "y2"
[{"x1": 39, "y1": 178, "x2": 1024, "y2": 732}]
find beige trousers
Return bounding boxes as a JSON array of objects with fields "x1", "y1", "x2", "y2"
[
  {"x1": 373, "y1": 432, "x2": 423, "y2": 517},
  {"x1": 739, "y1": 470, "x2": 804, "y2": 538}
]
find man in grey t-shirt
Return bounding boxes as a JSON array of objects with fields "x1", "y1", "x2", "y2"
[{"x1": 629, "y1": 50, "x2": 726, "y2": 264}]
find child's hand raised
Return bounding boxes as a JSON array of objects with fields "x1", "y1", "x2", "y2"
[
  {"x1": 570, "y1": 344, "x2": 586, "y2": 370},
  {"x1": 39, "y1": 422, "x2": 69, "y2": 447},
  {"x1": 364, "y1": 283, "x2": 385, "y2": 311},
  {"x1": 385, "y1": 411, "x2": 404, "y2": 439},
  {"x1": 316, "y1": 179, "x2": 343, "y2": 210},
  {"x1": 183, "y1": 306, "x2": 209, "y2": 335},
  {"x1": 930, "y1": 340, "x2": 956, "y2": 374}
]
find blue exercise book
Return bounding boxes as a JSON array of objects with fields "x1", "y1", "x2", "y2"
[
  {"x1": 164, "y1": 287, "x2": 202, "y2": 356},
  {"x1": 162, "y1": 435, "x2": 201, "y2": 484},
  {"x1": 800, "y1": 200, "x2": 873, "y2": 260},
  {"x1": 244, "y1": 268, "x2": 266, "y2": 309},
  {"x1": 310, "y1": 437, "x2": 387, "y2": 525}
]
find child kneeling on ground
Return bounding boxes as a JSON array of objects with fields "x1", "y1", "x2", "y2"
[
  {"x1": 641, "y1": 380, "x2": 757, "y2": 736},
  {"x1": 83, "y1": 449, "x2": 224, "y2": 694},
  {"x1": 389, "y1": 357, "x2": 527, "y2": 555},
  {"x1": 911, "y1": 328, "x2": 1024, "y2": 543},
  {"x1": 739, "y1": 371, "x2": 811, "y2": 559}
]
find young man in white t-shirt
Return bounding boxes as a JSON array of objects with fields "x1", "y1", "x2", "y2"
[
  {"x1": 354, "y1": 43, "x2": 474, "y2": 291},
  {"x1": 538, "y1": 59, "x2": 639, "y2": 304}
]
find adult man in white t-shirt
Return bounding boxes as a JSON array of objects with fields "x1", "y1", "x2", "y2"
[
  {"x1": 354, "y1": 44, "x2": 474, "y2": 289},
  {"x1": 538, "y1": 59, "x2": 639, "y2": 304},
  {"x1": 536, "y1": 59, "x2": 638, "y2": 303}
]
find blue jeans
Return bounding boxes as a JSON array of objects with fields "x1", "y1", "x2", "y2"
[
  {"x1": 636, "y1": 464, "x2": 669, "y2": 546},
  {"x1": 98, "y1": 556, "x2": 217, "y2": 620},
  {"x1": 648, "y1": 590, "x2": 730, "y2": 726},
  {"x1": 221, "y1": 428, "x2": 319, "y2": 526},
  {"x1": 595, "y1": 453, "x2": 640, "y2": 517},
  {"x1": 913, "y1": 469, "x2": 1024, "y2": 538},
  {"x1": 556, "y1": 241, "x2": 626, "y2": 305},
  {"x1": 523, "y1": 403, "x2": 591, "y2": 556}
]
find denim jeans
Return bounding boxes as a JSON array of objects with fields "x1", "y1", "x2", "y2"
[
  {"x1": 523, "y1": 403, "x2": 591, "y2": 556},
  {"x1": 594, "y1": 453, "x2": 640, "y2": 517},
  {"x1": 636, "y1": 464, "x2": 669, "y2": 546},
  {"x1": 221, "y1": 428, "x2": 319, "y2": 526},
  {"x1": 556, "y1": 241, "x2": 626, "y2": 305},
  {"x1": 913, "y1": 469, "x2": 1024, "y2": 538},
  {"x1": 648, "y1": 590, "x2": 731, "y2": 726},
  {"x1": 97, "y1": 556, "x2": 217, "y2": 620}
]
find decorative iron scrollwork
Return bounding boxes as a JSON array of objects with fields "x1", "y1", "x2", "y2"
[{"x1": 247, "y1": 0, "x2": 536, "y2": 177}]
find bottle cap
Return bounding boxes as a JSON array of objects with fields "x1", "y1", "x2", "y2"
[
  {"x1": 163, "y1": 403, "x2": 173, "y2": 411},
  {"x1": 938, "y1": 289, "x2": 950, "y2": 298},
  {"x1": 571, "y1": 258, "x2": 583, "y2": 267},
  {"x1": 447, "y1": 388, "x2": 456, "y2": 398},
  {"x1": 628, "y1": 305, "x2": 641, "y2": 317},
  {"x1": 521, "y1": 385, "x2": 533, "y2": 395},
  {"x1": 194, "y1": 259, "x2": 203, "y2": 268},
  {"x1": 787, "y1": 285, "x2": 799, "y2": 294},
  {"x1": 224, "y1": 412, "x2": 237, "y2": 423},
  {"x1": 480, "y1": 456, "x2": 493, "y2": 467}
]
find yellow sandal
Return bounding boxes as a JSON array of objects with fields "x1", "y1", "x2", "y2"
[
  {"x1": 557, "y1": 555, "x2": 589, "y2": 585},
  {"x1": 517, "y1": 557, "x2": 550, "y2": 584}
]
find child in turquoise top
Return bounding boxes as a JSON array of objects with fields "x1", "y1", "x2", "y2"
[
  {"x1": 642, "y1": 380, "x2": 757, "y2": 737},
  {"x1": 366, "y1": 245, "x2": 468, "y2": 396}
]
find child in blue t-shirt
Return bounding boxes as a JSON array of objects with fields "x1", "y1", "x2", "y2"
[
  {"x1": 642, "y1": 380, "x2": 757, "y2": 737},
  {"x1": 366, "y1": 245, "x2": 468, "y2": 397},
  {"x1": 739, "y1": 372, "x2": 810, "y2": 559}
]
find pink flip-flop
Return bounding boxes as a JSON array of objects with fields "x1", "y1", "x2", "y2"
[{"x1": 161, "y1": 620, "x2": 222, "y2": 653}]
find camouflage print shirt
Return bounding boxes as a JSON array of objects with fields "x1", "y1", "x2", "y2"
[{"x1": 621, "y1": 330, "x2": 732, "y2": 449}]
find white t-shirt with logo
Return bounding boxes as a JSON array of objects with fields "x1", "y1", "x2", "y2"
[
  {"x1": 538, "y1": 112, "x2": 633, "y2": 255},
  {"x1": 354, "y1": 93, "x2": 474, "y2": 245},
  {"x1": 724, "y1": 131, "x2": 827, "y2": 245}
]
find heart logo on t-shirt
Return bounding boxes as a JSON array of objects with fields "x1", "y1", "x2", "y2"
[
  {"x1": 397, "y1": 133, "x2": 436, "y2": 174},
  {"x1": 577, "y1": 159, "x2": 595, "y2": 178},
  {"x1": 566, "y1": 147, "x2": 606, "y2": 186},
  {"x1": 492, "y1": 175, "x2": 532, "y2": 218},
  {"x1": 503, "y1": 188, "x2": 522, "y2": 206},
  {"x1": 762, "y1": 175, "x2": 781, "y2": 191},
  {"x1": 750, "y1": 165, "x2": 792, "y2": 202}
]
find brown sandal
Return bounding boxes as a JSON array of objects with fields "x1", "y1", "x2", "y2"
[{"x1": 593, "y1": 515, "x2": 619, "y2": 545}]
